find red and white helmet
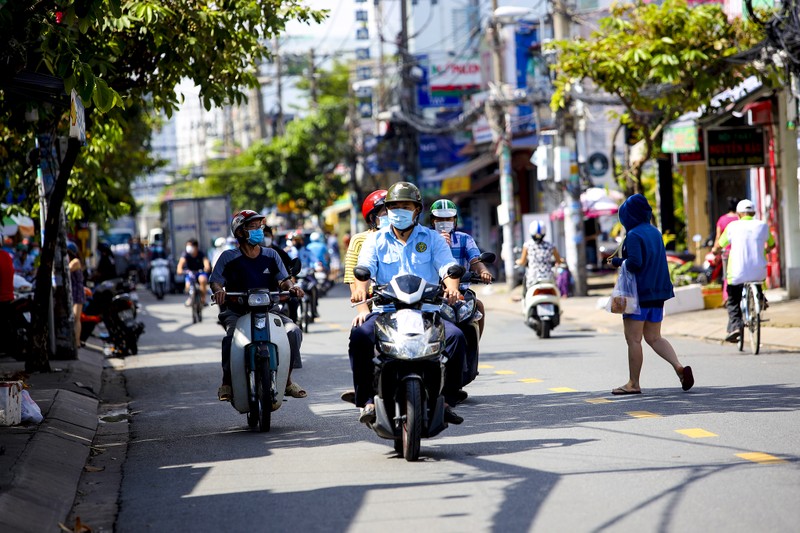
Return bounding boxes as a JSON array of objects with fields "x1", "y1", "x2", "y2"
[
  {"x1": 361, "y1": 189, "x2": 388, "y2": 228},
  {"x1": 230, "y1": 210, "x2": 265, "y2": 238}
]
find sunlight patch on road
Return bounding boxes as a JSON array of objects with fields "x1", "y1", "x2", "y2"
[
  {"x1": 736, "y1": 452, "x2": 786, "y2": 464},
  {"x1": 308, "y1": 402, "x2": 359, "y2": 415},
  {"x1": 626, "y1": 411, "x2": 661, "y2": 418},
  {"x1": 675, "y1": 428, "x2": 717, "y2": 438}
]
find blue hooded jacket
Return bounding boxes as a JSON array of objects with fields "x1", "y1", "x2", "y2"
[{"x1": 616, "y1": 194, "x2": 674, "y2": 304}]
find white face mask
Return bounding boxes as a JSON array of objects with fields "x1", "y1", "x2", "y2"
[
  {"x1": 263, "y1": 237, "x2": 273, "y2": 247},
  {"x1": 185, "y1": 245, "x2": 195, "y2": 254},
  {"x1": 434, "y1": 221, "x2": 455, "y2": 233}
]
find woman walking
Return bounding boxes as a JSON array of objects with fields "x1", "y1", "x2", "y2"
[{"x1": 608, "y1": 194, "x2": 694, "y2": 395}]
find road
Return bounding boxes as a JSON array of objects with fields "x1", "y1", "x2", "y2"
[{"x1": 110, "y1": 284, "x2": 800, "y2": 532}]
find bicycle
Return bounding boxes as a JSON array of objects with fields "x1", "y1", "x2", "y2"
[
  {"x1": 738, "y1": 281, "x2": 764, "y2": 355},
  {"x1": 186, "y1": 271, "x2": 204, "y2": 324}
]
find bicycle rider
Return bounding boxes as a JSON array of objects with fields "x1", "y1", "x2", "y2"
[
  {"x1": 712, "y1": 199, "x2": 775, "y2": 343},
  {"x1": 176, "y1": 238, "x2": 211, "y2": 307}
]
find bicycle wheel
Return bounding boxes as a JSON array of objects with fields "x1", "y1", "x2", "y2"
[
  {"x1": 748, "y1": 288, "x2": 760, "y2": 355},
  {"x1": 191, "y1": 284, "x2": 200, "y2": 324}
]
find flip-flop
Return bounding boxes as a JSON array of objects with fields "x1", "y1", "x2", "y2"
[
  {"x1": 340, "y1": 390, "x2": 356, "y2": 404},
  {"x1": 285, "y1": 382, "x2": 307, "y2": 398},
  {"x1": 681, "y1": 366, "x2": 694, "y2": 391},
  {"x1": 611, "y1": 386, "x2": 642, "y2": 395}
]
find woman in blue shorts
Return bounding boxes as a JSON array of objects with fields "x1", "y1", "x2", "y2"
[{"x1": 608, "y1": 194, "x2": 694, "y2": 395}]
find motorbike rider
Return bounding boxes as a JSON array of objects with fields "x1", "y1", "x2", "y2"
[
  {"x1": 210, "y1": 210, "x2": 306, "y2": 402},
  {"x1": 263, "y1": 224, "x2": 313, "y2": 327},
  {"x1": 176, "y1": 238, "x2": 211, "y2": 307},
  {"x1": 429, "y1": 198, "x2": 493, "y2": 336},
  {"x1": 516, "y1": 221, "x2": 562, "y2": 297},
  {"x1": 350, "y1": 181, "x2": 467, "y2": 425},
  {"x1": 94, "y1": 241, "x2": 118, "y2": 282}
]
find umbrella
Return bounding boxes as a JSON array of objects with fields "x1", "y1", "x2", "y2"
[{"x1": 550, "y1": 187, "x2": 624, "y2": 220}]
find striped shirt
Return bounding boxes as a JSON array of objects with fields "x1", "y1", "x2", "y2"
[{"x1": 343, "y1": 230, "x2": 373, "y2": 284}]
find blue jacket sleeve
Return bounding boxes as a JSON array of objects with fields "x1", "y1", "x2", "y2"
[{"x1": 624, "y1": 233, "x2": 645, "y2": 273}]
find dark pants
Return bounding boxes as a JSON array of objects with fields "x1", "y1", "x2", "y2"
[
  {"x1": 726, "y1": 283, "x2": 762, "y2": 333},
  {"x1": 348, "y1": 313, "x2": 466, "y2": 407},
  {"x1": 219, "y1": 309, "x2": 303, "y2": 385}
]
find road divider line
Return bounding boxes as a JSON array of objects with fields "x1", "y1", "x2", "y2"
[
  {"x1": 549, "y1": 387, "x2": 577, "y2": 393},
  {"x1": 478, "y1": 364, "x2": 495, "y2": 369},
  {"x1": 494, "y1": 370, "x2": 517, "y2": 375},
  {"x1": 675, "y1": 428, "x2": 717, "y2": 438},
  {"x1": 518, "y1": 378, "x2": 543, "y2": 383},
  {"x1": 626, "y1": 411, "x2": 661, "y2": 418},
  {"x1": 736, "y1": 452, "x2": 786, "y2": 464},
  {"x1": 586, "y1": 398, "x2": 612, "y2": 404}
]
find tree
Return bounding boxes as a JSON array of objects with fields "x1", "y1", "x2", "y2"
[
  {"x1": 0, "y1": 0, "x2": 326, "y2": 371},
  {"x1": 549, "y1": 0, "x2": 767, "y2": 195}
]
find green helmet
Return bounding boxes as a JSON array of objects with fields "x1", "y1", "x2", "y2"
[
  {"x1": 430, "y1": 199, "x2": 457, "y2": 219},
  {"x1": 385, "y1": 181, "x2": 422, "y2": 207}
]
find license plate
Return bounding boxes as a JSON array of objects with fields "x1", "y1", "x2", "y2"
[
  {"x1": 537, "y1": 303, "x2": 555, "y2": 317},
  {"x1": 119, "y1": 309, "x2": 134, "y2": 321}
]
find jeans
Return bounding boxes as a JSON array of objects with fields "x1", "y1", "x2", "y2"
[
  {"x1": 726, "y1": 283, "x2": 762, "y2": 333},
  {"x1": 348, "y1": 313, "x2": 466, "y2": 407},
  {"x1": 219, "y1": 309, "x2": 303, "y2": 385}
]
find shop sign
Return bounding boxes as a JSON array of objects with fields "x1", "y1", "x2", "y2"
[
  {"x1": 662, "y1": 122, "x2": 699, "y2": 153},
  {"x1": 706, "y1": 127, "x2": 765, "y2": 169},
  {"x1": 676, "y1": 132, "x2": 705, "y2": 164},
  {"x1": 440, "y1": 176, "x2": 471, "y2": 195}
]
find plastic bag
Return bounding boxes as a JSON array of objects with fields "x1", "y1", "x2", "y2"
[
  {"x1": 20, "y1": 389, "x2": 43, "y2": 424},
  {"x1": 605, "y1": 262, "x2": 640, "y2": 315}
]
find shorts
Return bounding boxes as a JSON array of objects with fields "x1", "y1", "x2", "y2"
[{"x1": 623, "y1": 306, "x2": 664, "y2": 323}]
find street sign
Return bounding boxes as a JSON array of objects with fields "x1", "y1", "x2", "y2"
[{"x1": 706, "y1": 127, "x2": 765, "y2": 169}]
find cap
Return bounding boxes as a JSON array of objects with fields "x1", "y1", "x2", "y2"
[{"x1": 736, "y1": 199, "x2": 755, "y2": 213}]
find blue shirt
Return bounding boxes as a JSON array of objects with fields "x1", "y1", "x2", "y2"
[
  {"x1": 448, "y1": 231, "x2": 480, "y2": 269},
  {"x1": 357, "y1": 225, "x2": 458, "y2": 285}
]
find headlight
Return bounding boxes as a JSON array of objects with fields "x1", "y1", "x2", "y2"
[
  {"x1": 375, "y1": 311, "x2": 444, "y2": 360},
  {"x1": 439, "y1": 303, "x2": 456, "y2": 322},
  {"x1": 248, "y1": 292, "x2": 270, "y2": 306},
  {"x1": 455, "y1": 299, "x2": 475, "y2": 322}
]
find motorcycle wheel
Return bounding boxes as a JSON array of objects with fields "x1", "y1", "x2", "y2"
[
  {"x1": 402, "y1": 380, "x2": 422, "y2": 462},
  {"x1": 127, "y1": 332, "x2": 138, "y2": 355},
  {"x1": 256, "y1": 364, "x2": 272, "y2": 432},
  {"x1": 155, "y1": 282, "x2": 165, "y2": 300},
  {"x1": 247, "y1": 370, "x2": 259, "y2": 428},
  {"x1": 303, "y1": 298, "x2": 314, "y2": 333},
  {"x1": 298, "y1": 299, "x2": 309, "y2": 333},
  {"x1": 541, "y1": 320, "x2": 551, "y2": 339}
]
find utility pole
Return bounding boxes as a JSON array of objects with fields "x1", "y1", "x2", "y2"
[
  {"x1": 308, "y1": 48, "x2": 318, "y2": 108},
  {"x1": 398, "y1": 0, "x2": 418, "y2": 183},
  {"x1": 553, "y1": 0, "x2": 587, "y2": 296},
  {"x1": 489, "y1": 0, "x2": 516, "y2": 290},
  {"x1": 376, "y1": 0, "x2": 386, "y2": 113},
  {"x1": 274, "y1": 36, "x2": 284, "y2": 136}
]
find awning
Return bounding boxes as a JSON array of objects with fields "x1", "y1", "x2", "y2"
[{"x1": 420, "y1": 153, "x2": 497, "y2": 184}]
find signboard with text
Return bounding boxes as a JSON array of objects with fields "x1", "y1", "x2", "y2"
[{"x1": 706, "y1": 127, "x2": 765, "y2": 169}]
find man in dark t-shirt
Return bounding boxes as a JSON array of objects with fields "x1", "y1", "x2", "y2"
[
  {"x1": 176, "y1": 238, "x2": 211, "y2": 306},
  {"x1": 210, "y1": 210, "x2": 305, "y2": 402}
]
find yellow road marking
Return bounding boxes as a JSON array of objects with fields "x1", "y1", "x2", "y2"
[
  {"x1": 586, "y1": 398, "x2": 612, "y2": 404},
  {"x1": 626, "y1": 411, "x2": 661, "y2": 418},
  {"x1": 478, "y1": 364, "x2": 494, "y2": 369},
  {"x1": 549, "y1": 387, "x2": 577, "y2": 393},
  {"x1": 518, "y1": 378, "x2": 543, "y2": 383},
  {"x1": 736, "y1": 452, "x2": 786, "y2": 464},
  {"x1": 494, "y1": 370, "x2": 516, "y2": 375},
  {"x1": 676, "y1": 428, "x2": 718, "y2": 438}
]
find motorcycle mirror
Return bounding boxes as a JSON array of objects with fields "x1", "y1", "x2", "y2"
[
  {"x1": 445, "y1": 265, "x2": 466, "y2": 279},
  {"x1": 353, "y1": 266, "x2": 371, "y2": 282},
  {"x1": 289, "y1": 257, "x2": 302, "y2": 277},
  {"x1": 478, "y1": 252, "x2": 496, "y2": 264}
]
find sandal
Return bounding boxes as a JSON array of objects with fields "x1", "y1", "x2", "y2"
[
  {"x1": 285, "y1": 382, "x2": 307, "y2": 398},
  {"x1": 217, "y1": 384, "x2": 232, "y2": 402},
  {"x1": 680, "y1": 366, "x2": 694, "y2": 391}
]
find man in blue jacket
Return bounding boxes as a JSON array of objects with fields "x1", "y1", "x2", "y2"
[{"x1": 609, "y1": 194, "x2": 694, "y2": 395}]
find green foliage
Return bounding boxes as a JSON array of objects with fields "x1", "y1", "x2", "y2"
[{"x1": 549, "y1": 0, "x2": 767, "y2": 193}]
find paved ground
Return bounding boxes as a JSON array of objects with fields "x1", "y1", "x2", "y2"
[{"x1": 1, "y1": 276, "x2": 798, "y2": 532}]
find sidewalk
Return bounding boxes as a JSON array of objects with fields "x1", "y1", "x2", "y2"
[
  {"x1": 480, "y1": 273, "x2": 800, "y2": 352},
  {"x1": 0, "y1": 348, "x2": 107, "y2": 532}
]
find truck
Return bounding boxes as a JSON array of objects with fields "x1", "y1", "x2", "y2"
[{"x1": 160, "y1": 196, "x2": 232, "y2": 289}]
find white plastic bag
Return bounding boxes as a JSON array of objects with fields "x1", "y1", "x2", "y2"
[
  {"x1": 605, "y1": 262, "x2": 640, "y2": 315},
  {"x1": 20, "y1": 389, "x2": 43, "y2": 424}
]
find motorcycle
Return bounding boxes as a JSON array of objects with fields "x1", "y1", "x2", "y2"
[
  {"x1": 314, "y1": 261, "x2": 332, "y2": 296},
  {"x1": 444, "y1": 252, "x2": 495, "y2": 388},
  {"x1": 221, "y1": 291, "x2": 295, "y2": 431},
  {"x1": 522, "y1": 275, "x2": 561, "y2": 339},
  {"x1": 353, "y1": 263, "x2": 466, "y2": 462},
  {"x1": 81, "y1": 278, "x2": 144, "y2": 356},
  {"x1": 294, "y1": 266, "x2": 318, "y2": 333},
  {"x1": 149, "y1": 258, "x2": 171, "y2": 300}
]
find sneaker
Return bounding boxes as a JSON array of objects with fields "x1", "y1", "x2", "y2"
[
  {"x1": 358, "y1": 403, "x2": 376, "y2": 424},
  {"x1": 725, "y1": 330, "x2": 740, "y2": 343},
  {"x1": 217, "y1": 384, "x2": 232, "y2": 402},
  {"x1": 454, "y1": 390, "x2": 469, "y2": 405},
  {"x1": 680, "y1": 366, "x2": 694, "y2": 392},
  {"x1": 444, "y1": 406, "x2": 463, "y2": 425}
]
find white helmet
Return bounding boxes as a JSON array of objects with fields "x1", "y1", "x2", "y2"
[
  {"x1": 214, "y1": 237, "x2": 226, "y2": 248},
  {"x1": 309, "y1": 231, "x2": 323, "y2": 243},
  {"x1": 529, "y1": 220, "x2": 546, "y2": 238}
]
